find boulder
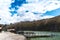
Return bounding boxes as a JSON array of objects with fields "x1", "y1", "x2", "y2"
[{"x1": 0, "y1": 32, "x2": 27, "y2": 40}]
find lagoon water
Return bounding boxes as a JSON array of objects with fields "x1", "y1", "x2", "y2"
[{"x1": 28, "y1": 31, "x2": 60, "y2": 40}]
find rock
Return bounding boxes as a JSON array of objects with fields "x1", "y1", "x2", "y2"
[{"x1": 0, "y1": 32, "x2": 27, "y2": 40}]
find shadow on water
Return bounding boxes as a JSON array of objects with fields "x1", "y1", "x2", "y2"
[
  {"x1": 26, "y1": 34, "x2": 60, "y2": 40},
  {"x1": 26, "y1": 35, "x2": 54, "y2": 40}
]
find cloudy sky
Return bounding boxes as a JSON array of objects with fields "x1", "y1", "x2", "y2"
[{"x1": 0, "y1": 0, "x2": 60, "y2": 24}]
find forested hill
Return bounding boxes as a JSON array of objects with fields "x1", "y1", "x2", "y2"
[{"x1": 0, "y1": 15, "x2": 60, "y2": 32}]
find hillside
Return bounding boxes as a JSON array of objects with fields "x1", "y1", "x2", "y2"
[{"x1": 1, "y1": 15, "x2": 60, "y2": 32}]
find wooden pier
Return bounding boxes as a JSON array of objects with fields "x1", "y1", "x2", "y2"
[{"x1": 17, "y1": 31, "x2": 54, "y2": 38}]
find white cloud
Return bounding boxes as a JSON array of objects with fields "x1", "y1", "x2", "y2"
[
  {"x1": 45, "y1": 1, "x2": 60, "y2": 11},
  {"x1": 40, "y1": 15, "x2": 54, "y2": 19},
  {"x1": 0, "y1": 0, "x2": 18, "y2": 24},
  {"x1": 0, "y1": 0, "x2": 60, "y2": 24},
  {"x1": 17, "y1": 0, "x2": 60, "y2": 21}
]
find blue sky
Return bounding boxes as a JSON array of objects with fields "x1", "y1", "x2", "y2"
[
  {"x1": 42, "y1": 8, "x2": 60, "y2": 16},
  {"x1": 0, "y1": 0, "x2": 60, "y2": 24}
]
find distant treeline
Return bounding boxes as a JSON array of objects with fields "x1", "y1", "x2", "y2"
[{"x1": 0, "y1": 15, "x2": 60, "y2": 32}]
